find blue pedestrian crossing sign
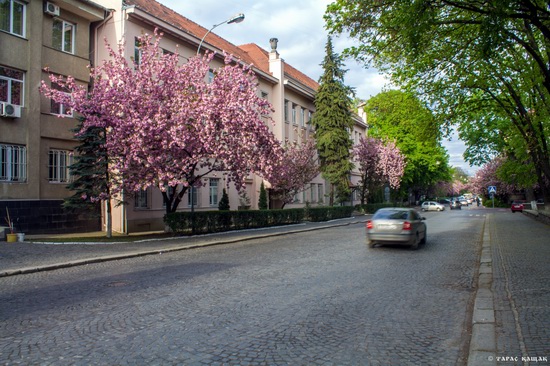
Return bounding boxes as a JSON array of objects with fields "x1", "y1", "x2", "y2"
[{"x1": 488, "y1": 186, "x2": 497, "y2": 194}]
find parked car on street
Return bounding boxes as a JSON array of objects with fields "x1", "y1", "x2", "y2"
[
  {"x1": 450, "y1": 200, "x2": 462, "y2": 210},
  {"x1": 511, "y1": 200, "x2": 526, "y2": 213},
  {"x1": 366, "y1": 208, "x2": 427, "y2": 249},
  {"x1": 421, "y1": 201, "x2": 446, "y2": 211},
  {"x1": 437, "y1": 199, "x2": 451, "y2": 206}
]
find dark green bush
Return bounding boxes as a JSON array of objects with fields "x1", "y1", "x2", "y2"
[
  {"x1": 356, "y1": 203, "x2": 399, "y2": 214},
  {"x1": 164, "y1": 208, "x2": 306, "y2": 235},
  {"x1": 306, "y1": 206, "x2": 355, "y2": 222}
]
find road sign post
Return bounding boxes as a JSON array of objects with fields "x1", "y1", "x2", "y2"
[{"x1": 488, "y1": 186, "x2": 497, "y2": 208}]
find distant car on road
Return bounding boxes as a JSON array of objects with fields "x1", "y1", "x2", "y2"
[
  {"x1": 511, "y1": 200, "x2": 525, "y2": 213},
  {"x1": 450, "y1": 200, "x2": 462, "y2": 210},
  {"x1": 421, "y1": 201, "x2": 446, "y2": 212},
  {"x1": 366, "y1": 208, "x2": 427, "y2": 249},
  {"x1": 437, "y1": 199, "x2": 451, "y2": 206},
  {"x1": 458, "y1": 197, "x2": 469, "y2": 206}
]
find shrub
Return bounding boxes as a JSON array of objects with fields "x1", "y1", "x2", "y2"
[
  {"x1": 258, "y1": 182, "x2": 268, "y2": 210},
  {"x1": 218, "y1": 189, "x2": 230, "y2": 211},
  {"x1": 307, "y1": 206, "x2": 355, "y2": 222},
  {"x1": 164, "y1": 208, "x2": 306, "y2": 235}
]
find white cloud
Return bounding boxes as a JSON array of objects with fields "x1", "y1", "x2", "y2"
[{"x1": 159, "y1": 0, "x2": 478, "y2": 175}]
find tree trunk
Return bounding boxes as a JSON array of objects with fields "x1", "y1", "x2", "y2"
[{"x1": 105, "y1": 199, "x2": 112, "y2": 238}]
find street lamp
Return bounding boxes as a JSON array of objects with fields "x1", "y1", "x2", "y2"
[{"x1": 197, "y1": 13, "x2": 245, "y2": 55}]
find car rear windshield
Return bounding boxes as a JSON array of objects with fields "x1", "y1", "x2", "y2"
[{"x1": 373, "y1": 210, "x2": 409, "y2": 220}]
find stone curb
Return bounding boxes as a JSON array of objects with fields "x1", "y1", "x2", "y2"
[
  {"x1": 468, "y1": 215, "x2": 497, "y2": 366},
  {"x1": 0, "y1": 220, "x2": 364, "y2": 278}
]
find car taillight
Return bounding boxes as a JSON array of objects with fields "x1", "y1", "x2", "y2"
[
  {"x1": 366, "y1": 220, "x2": 373, "y2": 230},
  {"x1": 402, "y1": 221, "x2": 412, "y2": 230}
]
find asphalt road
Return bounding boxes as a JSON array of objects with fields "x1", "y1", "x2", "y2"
[{"x1": 0, "y1": 208, "x2": 487, "y2": 365}]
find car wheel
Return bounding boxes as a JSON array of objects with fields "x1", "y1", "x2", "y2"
[
  {"x1": 367, "y1": 240, "x2": 376, "y2": 248},
  {"x1": 421, "y1": 208, "x2": 426, "y2": 212},
  {"x1": 410, "y1": 234, "x2": 419, "y2": 250},
  {"x1": 420, "y1": 229, "x2": 427, "y2": 245}
]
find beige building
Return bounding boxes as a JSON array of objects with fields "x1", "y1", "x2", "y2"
[
  {"x1": 1, "y1": 0, "x2": 109, "y2": 235},
  {"x1": 92, "y1": 0, "x2": 368, "y2": 234},
  {"x1": 1, "y1": 0, "x2": 367, "y2": 235}
]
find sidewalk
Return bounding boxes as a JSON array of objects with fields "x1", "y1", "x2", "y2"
[
  {"x1": 468, "y1": 210, "x2": 550, "y2": 365},
  {"x1": 0, "y1": 216, "x2": 367, "y2": 277}
]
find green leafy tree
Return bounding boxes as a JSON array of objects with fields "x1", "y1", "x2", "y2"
[
  {"x1": 63, "y1": 118, "x2": 113, "y2": 237},
  {"x1": 218, "y1": 189, "x2": 230, "y2": 211},
  {"x1": 258, "y1": 182, "x2": 268, "y2": 210},
  {"x1": 312, "y1": 36, "x2": 355, "y2": 204},
  {"x1": 365, "y1": 91, "x2": 451, "y2": 202},
  {"x1": 325, "y1": 0, "x2": 550, "y2": 208},
  {"x1": 451, "y1": 167, "x2": 470, "y2": 185}
]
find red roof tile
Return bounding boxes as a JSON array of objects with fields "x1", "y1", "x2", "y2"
[{"x1": 239, "y1": 44, "x2": 319, "y2": 91}]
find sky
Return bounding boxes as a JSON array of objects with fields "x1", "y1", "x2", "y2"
[{"x1": 159, "y1": 0, "x2": 478, "y2": 176}]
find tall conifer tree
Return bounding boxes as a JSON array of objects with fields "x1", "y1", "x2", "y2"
[
  {"x1": 312, "y1": 36, "x2": 354, "y2": 204},
  {"x1": 63, "y1": 118, "x2": 112, "y2": 237}
]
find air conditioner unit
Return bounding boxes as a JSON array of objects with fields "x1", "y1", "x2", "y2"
[
  {"x1": 44, "y1": 2, "x2": 60, "y2": 16},
  {"x1": 0, "y1": 103, "x2": 22, "y2": 118}
]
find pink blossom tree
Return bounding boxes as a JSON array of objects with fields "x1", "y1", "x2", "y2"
[
  {"x1": 470, "y1": 157, "x2": 518, "y2": 197},
  {"x1": 269, "y1": 139, "x2": 319, "y2": 208},
  {"x1": 41, "y1": 31, "x2": 283, "y2": 219},
  {"x1": 353, "y1": 137, "x2": 406, "y2": 205}
]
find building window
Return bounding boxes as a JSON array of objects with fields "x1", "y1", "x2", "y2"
[
  {"x1": 134, "y1": 188, "x2": 149, "y2": 209},
  {"x1": 0, "y1": 0, "x2": 25, "y2": 37},
  {"x1": 292, "y1": 104, "x2": 297, "y2": 125},
  {"x1": 52, "y1": 19, "x2": 75, "y2": 54},
  {"x1": 300, "y1": 108, "x2": 305, "y2": 127},
  {"x1": 188, "y1": 186, "x2": 198, "y2": 207},
  {"x1": 50, "y1": 82, "x2": 72, "y2": 117},
  {"x1": 318, "y1": 184, "x2": 324, "y2": 203},
  {"x1": 48, "y1": 149, "x2": 73, "y2": 183},
  {"x1": 310, "y1": 183, "x2": 316, "y2": 202},
  {"x1": 1, "y1": 143, "x2": 26, "y2": 182},
  {"x1": 209, "y1": 178, "x2": 219, "y2": 206},
  {"x1": 162, "y1": 48, "x2": 174, "y2": 56},
  {"x1": 0, "y1": 66, "x2": 23, "y2": 105},
  {"x1": 284, "y1": 100, "x2": 289, "y2": 122},
  {"x1": 133, "y1": 37, "x2": 142, "y2": 65}
]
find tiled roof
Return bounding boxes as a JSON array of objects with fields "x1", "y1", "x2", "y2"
[
  {"x1": 239, "y1": 43, "x2": 319, "y2": 92},
  {"x1": 124, "y1": 0, "x2": 318, "y2": 92}
]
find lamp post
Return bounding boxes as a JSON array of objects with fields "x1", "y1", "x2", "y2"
[{"x1": 197, "y1": 13, "x2": 245, "y2": 55}]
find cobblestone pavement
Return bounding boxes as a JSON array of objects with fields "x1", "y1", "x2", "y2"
[
  {"x1": 489, "y1": 211, "x2": 550, "y2": 365},
  {"x1": 0, "y1": 211, "x2": 482, "y2": 365}
]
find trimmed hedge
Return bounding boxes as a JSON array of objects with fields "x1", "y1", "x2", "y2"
[
  {"x1": 164, "y1": 206, "x2": 354, "y2": 235},
  {"x1": 165, "y1": 208, "x2": 305, "y2": 235},
  {"x1": 355, "y1": 203, "x2": 400, "y2": 214},
  {"x1": 307, "y1": 206, "x2": 355, "y2": 222}
]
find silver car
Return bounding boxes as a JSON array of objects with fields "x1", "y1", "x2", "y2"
[
  {"x1": 366, "y1": 208, "x2": 427, "y2": 249},
  {"x1": 421, "y1": 201, "x2": 445, "y2": 211}
]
